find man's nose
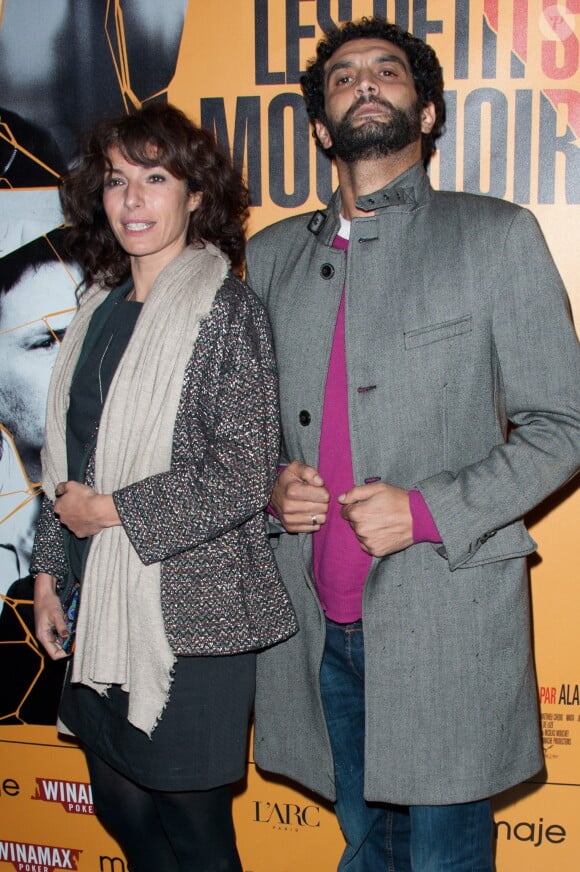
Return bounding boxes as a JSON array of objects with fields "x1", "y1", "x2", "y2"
[{"x1": 354, "y1": 72, "x2": 379, "y2": 96}]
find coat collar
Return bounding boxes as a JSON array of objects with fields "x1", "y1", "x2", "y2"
[{"x1": 307, "y1": 161, "x2": 432, "y2": 245}]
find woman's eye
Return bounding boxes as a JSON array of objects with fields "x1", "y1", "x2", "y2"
[
  {"x1": 148, "y1": 174, "x2": 166, "y2": 183},
  {"x1": 104, "y1": 177, "x2": 123, "y2": 188}
]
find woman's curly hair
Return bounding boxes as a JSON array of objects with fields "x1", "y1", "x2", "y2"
[
  {"x1": 301, "y1": 17, "x2": 445, "y2": 166},
  {"x1": 60, "y1": 102, "x2": 249, "y2": 288}
]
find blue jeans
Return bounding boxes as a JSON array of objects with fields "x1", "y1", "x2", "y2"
[{"x1": 320, "y1": 619, "x2": 494, "y2": 872}]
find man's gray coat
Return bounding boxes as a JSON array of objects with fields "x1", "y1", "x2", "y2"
[{"x1": 246, "y1": 162, "x2": 580, "y2": 806}]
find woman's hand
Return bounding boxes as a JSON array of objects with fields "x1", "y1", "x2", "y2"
[
  {"x1": 34, "y1": 573, "x2": 70, "y2": 660},
  {"x1": 54, "y1": 481, "x2": 120, "y2": 538},
  {"x1": 271, "y1": 461, "x2": 330, "y2": 532}
]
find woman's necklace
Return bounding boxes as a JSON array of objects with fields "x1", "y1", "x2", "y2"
[
  {"x1": 98, "y1": 285, "x2": 136, "y2": 406},
  {"x1": 97, "y1": 287, "x2": 137, "y2": 404},
  {"x1": 98, "y1": 334, "x2": 115, "y2": 405}
]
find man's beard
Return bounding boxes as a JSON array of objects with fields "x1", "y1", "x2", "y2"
[{"x1": 324, "y1": 96, "x2": 422, "y2": 162}]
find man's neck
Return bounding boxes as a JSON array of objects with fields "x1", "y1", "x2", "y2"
[{"x1": 337, "y1": 145, "x2": 421, "y2": 220}]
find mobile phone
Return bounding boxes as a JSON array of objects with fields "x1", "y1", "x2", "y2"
[{"x1": 58, "y1": 582, "x2": 80, "y2": 654}]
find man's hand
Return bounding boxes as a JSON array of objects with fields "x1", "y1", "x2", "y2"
[
  {"x1": 54, "y1": 481, "x2": 120, "y2": 538},
  {"x1": 34, "y1": 573, "x2": 70, "y2": 660},
  {"x1": 271, "y1": 460, "x2": 330, "y2": 532},
  {"x1": 338, "y1": 482, "x2": 413, "y2": 557}
]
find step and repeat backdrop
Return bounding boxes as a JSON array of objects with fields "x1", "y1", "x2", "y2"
[{"x1": 1, "y1": 1, "x2": 578, "y2": 870}]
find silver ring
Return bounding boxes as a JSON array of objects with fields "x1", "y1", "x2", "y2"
[{"x1": 311, "y1": 515, "x2": 317, "y2": 526}]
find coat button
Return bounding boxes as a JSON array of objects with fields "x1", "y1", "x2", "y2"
[
  {"x1": 299, "y1": 410, "x2": 311, "y2": 426},
  {"x1": 320, "y1": 263, "x2": 334, "y2": 279}
]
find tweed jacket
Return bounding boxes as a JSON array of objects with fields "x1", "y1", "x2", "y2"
[
  {"x1": 31, "y1": 275, "x2": 297, "y2": 656},
  {"x1": 247, "y1": 161, "x2": 580, "y2": 805}
]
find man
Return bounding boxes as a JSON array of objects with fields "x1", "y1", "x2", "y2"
[
  {"x1": 0, "y1": 233, "x2": 79, "y2": 483},
  {"x1": 1, "y1": 230, "x2": 80, "y2": 592},
  {"x1": 0, "y1": 106, "x2": 66, "y2": 188},
  {"x1": 246, "y1": 17, "x2": 580, "y2": 872},
  {"x1": 0, "y1": 230, "x2": 79, "y2": 724}
]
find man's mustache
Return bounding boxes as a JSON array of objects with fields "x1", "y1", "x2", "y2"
[{"x1": 344, "y1": 95, "x2": 395, "y2": 122}]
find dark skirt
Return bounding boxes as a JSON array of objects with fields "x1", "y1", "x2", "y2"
[{"x1": 59, "y1": 652, "x2": 256, "y2": 791}]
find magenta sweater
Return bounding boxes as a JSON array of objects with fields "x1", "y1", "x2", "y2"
[{"x1": 312, "y1": 232, "x2": 440, "y2": 622}]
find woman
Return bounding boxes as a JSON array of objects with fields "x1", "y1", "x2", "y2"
[{"x1": 32, "y1": 103, "x2": 296, "y2": 872}]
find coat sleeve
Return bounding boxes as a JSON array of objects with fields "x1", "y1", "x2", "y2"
[
  {"x1": 417, "y1": 208, "x2": 580, "y2": 570},
  {"x1": 29, "y1": 494, "x2": 68, "y2": 581},
  {"x1": 246, "y1": 238, "x2": 290, "y2": 538},
  {"x1": 247, "y1": 235, "x2": 290, "y2": 475},
  {"x1": 112, "y1": 291, "x2": 281, "y2": 566}
]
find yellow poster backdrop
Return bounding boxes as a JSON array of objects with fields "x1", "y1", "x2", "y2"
[{"x1": 1, "y1": 1, "x2": 579, "y2": 870}]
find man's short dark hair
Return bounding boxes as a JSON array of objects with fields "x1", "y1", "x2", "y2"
[
  {"x1": 300, "y1": 17, "x2": 445, "y2": 166},
  {"x1": 0, "y1": 228, "x2": 76, "y2": 300}
]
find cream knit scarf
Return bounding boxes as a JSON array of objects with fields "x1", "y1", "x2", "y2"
[{"x1": 42, "y1": 244, "x2": 228, "y2": 735}]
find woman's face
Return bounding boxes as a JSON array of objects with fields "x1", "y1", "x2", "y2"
[
  {"x1": 102, "y1": 146, "x2": 201, "y2": 275},
  {"x1": 0, "y1": 261, "x2": 79, "y2": 483}
]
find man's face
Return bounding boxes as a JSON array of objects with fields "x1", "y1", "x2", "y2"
[
  {"x1": 317, "y1": 38, "x2": 430, "y2": 162},
  {"x1": 0, "y1": 261, "x2": 79, "y2": 483}
]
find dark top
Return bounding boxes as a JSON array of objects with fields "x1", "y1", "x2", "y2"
[{"x1": 66, "y1": 297, "x2": 141, "y2": 582}]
